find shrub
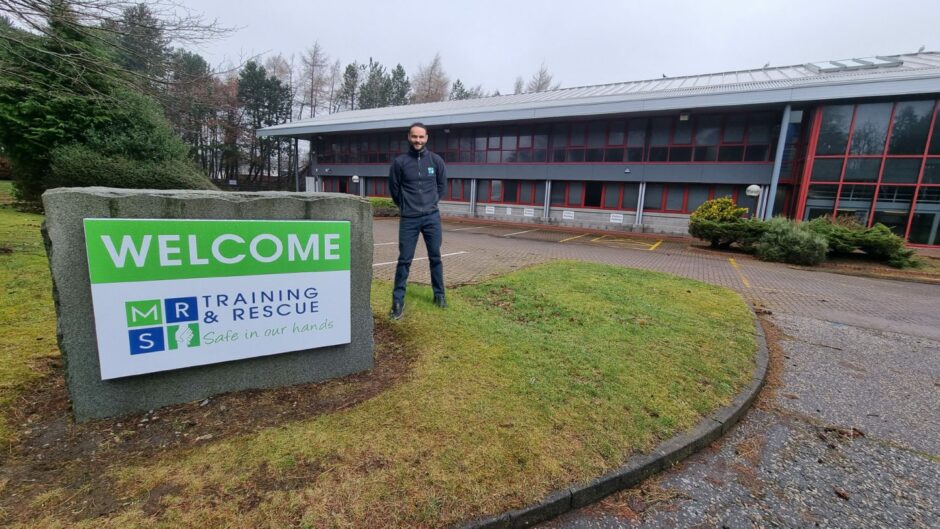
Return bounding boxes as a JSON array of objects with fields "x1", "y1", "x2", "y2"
[
  {"x1": 368, "y1": 197, "x2": 399, "y2": 217},
  {"x1": 690, "y1": 197, "x2": 748, "y2": 223},
  {"x1": 48, "y1": 144, "x2": 215, "y2": 191},
  {"x1": 755, "y1": 218, "x2": 828, "y2": 266},
  {"x1": 806, "y1": 215, "x2": 920, "y2": 268},
  {"x1": 689, "y1": 218, "x2": 767, "y2": 249},
  {"x1": 856, "y1": 224, "x2": 919, "y2": 268}
]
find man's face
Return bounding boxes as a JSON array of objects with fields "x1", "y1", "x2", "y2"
[{"x1": 408, "y1": 126, "x2": 428, "y2": 151}]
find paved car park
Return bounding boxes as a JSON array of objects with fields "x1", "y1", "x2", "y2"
[{"x1": 373, "y1": 217, "x2": 940, "y2": 529}]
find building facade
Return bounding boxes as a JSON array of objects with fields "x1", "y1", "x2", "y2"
[{"x1": 259, "y1": 53, "x2": 940, "y2": 247}]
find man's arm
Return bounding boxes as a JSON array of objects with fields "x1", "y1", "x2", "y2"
[
  {"x1": 388, "y1": 158, "x2": 402, "y2": 208},
  {"x1": 436, "y1": 156, "x2": 447, "y2": 201}
]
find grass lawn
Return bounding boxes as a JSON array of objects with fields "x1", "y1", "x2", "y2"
[{"x1": 0, "y1": 182, "x2": 757, "y2": 528}]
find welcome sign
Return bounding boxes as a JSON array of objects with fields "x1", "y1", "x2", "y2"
[{"x1": 84, "y1": 219, "x2": 352, "y2": 380}]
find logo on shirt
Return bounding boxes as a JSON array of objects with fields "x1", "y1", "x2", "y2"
[{"x1": 428, "y1": 167, "x2": 435, "y2": 176}]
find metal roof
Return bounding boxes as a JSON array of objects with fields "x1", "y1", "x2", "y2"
[{"x1": 258, "y1": 52, "x2": 940, "y2": 137}]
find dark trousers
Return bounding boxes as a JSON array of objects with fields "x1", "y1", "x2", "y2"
[{"x1": 393, "y1": 211, "x2": 444, "y2": 304}]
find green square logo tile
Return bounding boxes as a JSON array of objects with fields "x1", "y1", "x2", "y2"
[
  {"x1": 167, "y1": 323, "x2": 200, "y2": 350},
  {"x1": 125, "y1": 299, "x2": 162, "y2": 328}
]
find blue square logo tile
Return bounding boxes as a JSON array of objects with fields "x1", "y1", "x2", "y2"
[
  {"x1": 164, "y1": 297, "x2": 199, "y2": 324},
  {"x1": 129, "y1": 327, "x2": 166, "y2": 355}
]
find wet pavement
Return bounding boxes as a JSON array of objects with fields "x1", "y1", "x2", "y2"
[{"x1": 374, "y1": 218, "x2": 940, "y2": 529}]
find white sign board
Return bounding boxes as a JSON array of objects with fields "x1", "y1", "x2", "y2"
[
  {"x1": 485, "y1": 206, "x2": 495, "y2": 215},
  {"x1": 610, "y1": 213, "x2": 624, "y2": 224},
  {"x1": 83, "y1": 219, "x2": 351, "y2": 380},
  {"x1": 524, "y1": 208, "x2": 535, "y2": 217},
  {"x1": 562, "y1": 210, "x2": 575, "y2": 220}
]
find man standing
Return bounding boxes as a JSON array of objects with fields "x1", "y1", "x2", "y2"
[{"x1": 388, "y1": 122, "x2": 447, "y2": 320}]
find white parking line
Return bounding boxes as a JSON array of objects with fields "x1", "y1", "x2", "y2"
[
  {"x1": 373, "y1": 251, "x2": 468, "y2": 267},
  {"x1": 503, "y1": 228, "x2": 538, "y2": 237},
  {"x1": 449, "y1": 226, "x2": 486, "y2": 231},
  {"x1": 374, "y1": 242, "x2": 397, "y2": 246}
]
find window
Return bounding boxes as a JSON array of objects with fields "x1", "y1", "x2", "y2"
[
  {"x1": 888, "y1": 100, "x2": 934, "y2": 155},
  {"x1": 817, "y1": 105, "x2": 853, "y2": 155},
  {"x1": 850, "y1": 103, "x2": 892, "y2": 155}
]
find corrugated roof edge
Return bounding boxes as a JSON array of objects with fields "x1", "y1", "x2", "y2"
[{"x1": 258, "y1": 51, "x2": 940, "y2": 137}]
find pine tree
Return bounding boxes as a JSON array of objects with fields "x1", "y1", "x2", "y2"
[{"x1": 388, "y1": 64, "x2": 410, "y2": 106}]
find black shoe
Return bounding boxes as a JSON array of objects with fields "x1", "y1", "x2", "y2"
[
  {"x1": 389, "y1": 301, "x2": 404, "y2": 320},
  {"x1": 433, "y1": 294, "x2": 447, "y2": 309}
]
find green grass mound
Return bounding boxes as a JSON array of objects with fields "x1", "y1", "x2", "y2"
[{"x1": 49, "y1": 264, "x2": 753, "y2": 528}]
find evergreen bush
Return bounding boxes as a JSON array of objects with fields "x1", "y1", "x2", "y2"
[
  {"x1": 806, "y1": 215, "x2": 920, "y2": 268},
  {"x1": 755, "y1": 218, "x2": 828, "y2": 266},
  {"x1": 688, "y1": 197, "x2": 751, "y2": 248},
  {"x1": 368, "y1": 197, "x2": 399, "y2": 217}
]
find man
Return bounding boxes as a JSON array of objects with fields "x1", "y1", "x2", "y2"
[{"x1": 387, "y1": 122, "x2": 448, "y2": 320}]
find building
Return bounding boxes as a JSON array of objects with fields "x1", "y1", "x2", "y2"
[{"x1": 258, "y1": 52, "x2": 940, "y2": 247}]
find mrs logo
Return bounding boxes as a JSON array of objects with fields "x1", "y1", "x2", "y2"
[{"x1": 125, "y1": 297, "x2": 200, "y2": 355}]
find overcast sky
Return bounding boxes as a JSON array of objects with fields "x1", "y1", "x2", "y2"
[{"x1": 182, "y1": 0, "x2": 940, "y2": 93}]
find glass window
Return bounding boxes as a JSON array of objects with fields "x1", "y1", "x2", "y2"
[
  {"x1": 687, "y1": 185, "x2": 711, "y2": 212},
  {"x1": 474, "y1": 132, "x2": 487, "y2": 151},
  {"x1": 502, "y1": 128, "x2": 517, "y2": 150},
  {"x1": 621, "y1": 183, "x2": 639, "y2": 209},
  {"x1": 714, "y1": 185, "x2": 734, "y2": 199},
  {"x1": 459, "y1": 132, "x2": 472, "y2": 151},
  {"x1": 669, "y1": 146, "x2": 693, "y2": 162},
  {"x1": 626, "y1": 147, "x2": 644, "y2": 162},
  {"x1": 518, "y1": 127, "x2": 532, "y2": 149},
  {"x1": 552, "y1": 124, "x2": 569, "y2": 148},
  {"x1": 695, "y1": 115, "x2": 721, "y2": 145},
  {"x1": 805, "y1": 185, "x2": 837, "y2": 219},
  {"x1": 535, "y1": 181, "x2": 546, "y2": 205},
  {"x1": 627, "y1": 119, "x2": 648, "y2": 146},
  {"x1": 567, "y1": 149, "x2": 585, "y2": 162},
  {"x1": 889, "y1": 100, "x2": 934, "y2": 154},
  {"x1": 673, "y1": 119, "x2": 692, "y2": 144},
  {"x1": 922, "y1": 159, "x2": 940, "y2": 184},
  {"x1": 604, "y1": 184, "x2": 621, "y2": 208},
  {"x1": 569, "y1": 123, "x2": 586, "y2": 146},
  {"x1": 519, "y1": 181, "x2": 534, "y2": 203},
  {"x1": 644, "y1": 183, "x2": 664, "y2": 210},
  {"x1": 835, "y1": 184, "x2": 875, "y2": 224},
  {"x1": 489, "y1": 180, "x2": 502, "y2": 202},
  {"x1": 717, "y1": 145, "x2": 744, "y2": 161},
  {"x1": 811, "y1": 159, "x2": 843, "y2": 182},
  {"x1": 650, "y1": 117, "x2": 672, "y2": 146},
  {"x1": 909, "y1": 187, "x2": 940, "y2": 244},
  {"x1": 584, "y1": 181, "x2": 603, "y2": 208},
  {"x1": 850, "y1": 103, "x2": 892, "y2": 155},
  {"x1": 550, "y1": 182, "x2": 566, "y2": 206},
  {"x1": 533, "y1": 149, "x2": 548, "y2": 162},
  {"x1": 446, "y1": 134, "x2": 459, "y2": 150},
  {"x1": 816, "y1": 105, "x2": 853, "y2": 155},
  {"x1": 478, "y1": 180, "x2": 490, "y2": 202},
  {"x1": 568, "y1": 182, "x2": 584, "y2": 205},
  {"x1": 586, "y1": 149, "x2": 604, "y2": 162},
  {"x1": 882, "y1": 158, "x2": 921, "y2": 183},
  {"x1": 648, "y1": 147, "x2": 668, "y2": 162},
  {"x1": 608, "y1": 122, "x2": 625, "y2": 145},
  {"x1": 872, "y1": 186, "x2": 915, "y2": 235},
  {"x1": 723, "y1": 115, "x2": 746, "y2": 143},
  {"x1": 486, "y1": 151, "x2": 500, "y2": 163},
  {"x1": 694, "y1": 146, "x2": 719, "y2": 161},
  {"x1": 604, "y1": 148, "x2": 625, "y2": 162},
  {"x1": 665, "y1": 185, "x2": 685, "y2": 211},
  {"x1": 488, "y1": 128, "x2": 501, "y2": 149},
  {"x1": 747, "y1": 113, "x2": 774, "y2": 143},
  {"x1": 463, "y1": 179, "x2": 471, "y2": 200},
  {"x1": 930, "y1": 108, "x2": 940, "y2": 155},
  {"x1": 744, "y1": 145, "x2": 769, "y2": 161},
  {"x1": 503, "y1": 181, "x2": 518, "y2": 203},
  {"x1": 844, "y1": 158, "x2": 882, "y2": 182},
  {"x1": 534, "y1": 128, "x2": 549, "y2": 149},
  {"x1": 587, "y1": 122, "x2": 606, "y2": 147}
]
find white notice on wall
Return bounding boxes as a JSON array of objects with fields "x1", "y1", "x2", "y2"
[
  {"x1": 485, "y1": 206, "x2": 495, "y2": 215},
  {"x1": 524, "y1": 208, "x2": 535, "y2": 217},
  {"x1": 562, "y1": 210, "x2": 575, "y2": 220},
  {"x1": 610, "y1": 213, "x2": 624, "y2": 224},
  {"x1": 506, "y1": 208, "x2": 512, "y2": 215}
]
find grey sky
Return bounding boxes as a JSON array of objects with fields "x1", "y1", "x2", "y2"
[{"x1": 183, "y1": 0, "x2": 940, "y2": 93}]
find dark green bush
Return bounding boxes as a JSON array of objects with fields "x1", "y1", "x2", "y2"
[
  {"x1": 806, "y1": 215, "x2": 919, "y2": 268},
  {"x1": 755, "y1": 218, "x2": 828, "y2": 266},
  {"x1": 688, "y1": 218, "x2": 767, "y2": 249},
  {"x1": 368, "y1": 197, "x2": 399, "y2": 217},
  {"x1": 48, "y1": 144, "x2": 215, "y2": 191}
]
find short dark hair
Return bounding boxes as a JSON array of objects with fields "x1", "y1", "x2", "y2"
[{"x1": 408, "y1": 122, "x2": 428, "y2": 134}]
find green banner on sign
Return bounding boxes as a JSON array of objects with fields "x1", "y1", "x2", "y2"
[{"x1": 84, "y1": 219, "x2": 351, "y2": 284}]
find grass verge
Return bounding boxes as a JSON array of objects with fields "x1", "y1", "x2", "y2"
[{"x1": 0, "y1": 184, "x2": 756, "y2": 527}]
